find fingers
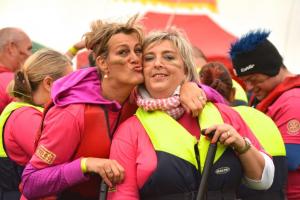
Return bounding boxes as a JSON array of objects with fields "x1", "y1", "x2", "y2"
[
  {"x1": 180, "y1": 82, "x2": 207, "y2": 117},
  {"x1": 109, "y1": 160, "x2": 125, "y2": 184},
  {"x1": 181, "y1": 103, "x2": 191, "y2": 115},
  {"x1": 203, "y1": 124, "x2": 242, "y2": 146},
  {"x1": 85, "y1": 158, "x2": 125, "y2": 187},
  {"x1": 181, "y1": 94, "x2": 206, "y2": 117},
  {"x1": 99, "y1": 167, "x2": 113, "y2": 187},
  {"x1": 191, "y1": 96, "x2": 205, "y2": 117}
]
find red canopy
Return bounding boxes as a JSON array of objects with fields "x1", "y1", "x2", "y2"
[
  {"x1": 142, "y1": 12, "x2": 236, "y2": 59},
  {"x1": 142, "y1": 11, "x2": 245, "y2": 88}
]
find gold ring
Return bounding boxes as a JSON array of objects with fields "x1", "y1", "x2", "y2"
[
  {"x1": 198, "y1": 96, "x2": 205, "y2": 101},
  {"x1": 226, "y1": 131, "x2": 231, "y2": 137}
]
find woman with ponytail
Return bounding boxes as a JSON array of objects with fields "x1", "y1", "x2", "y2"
[{"x1": 0, "y1": 48, "x2": 72, "y2": 200}]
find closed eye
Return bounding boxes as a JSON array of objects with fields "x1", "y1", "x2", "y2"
[
  {"x1": 143, "y1": 54, "x2": 154, "y2": 62},
  {"x1": 163, "y1": 53, "x2": 175, "y2": 61}
]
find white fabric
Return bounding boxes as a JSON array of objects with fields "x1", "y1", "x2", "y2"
[{"x1": 242, "y1": 152, "x2": 275, "y2": 190}]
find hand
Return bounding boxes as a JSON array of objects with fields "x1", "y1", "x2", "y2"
[
  {"x1": 65, "y1": 40, "x2": 86, "y2": 59},
  {"x1": 73, "y1": 40, "x2": 85, "y2": 50},
  {"x1": 180, "y1": 82, "x2": 206, "y2": 117},
  {"x1": 203, "y1": 124, "x2": 245, "y2": 151},
  {"x1": 85, "y1": 158, "x2": 125, "y2": 187}
]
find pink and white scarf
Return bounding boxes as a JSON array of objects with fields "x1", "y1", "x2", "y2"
[{"x1": 136, "y1": 86, "x2": 185, "y2": 119}]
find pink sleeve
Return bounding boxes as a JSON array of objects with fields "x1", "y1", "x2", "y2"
[
  {"x1": 0, "y1": 72, "x2": 14, "y2": 113},
  {"x1": 267, "y1": 91, "x2": 300, "y2": 144},
  {"x1": 30, "y1": 105, "x2": 83, "y2": 168},
  {"x1": 5, "y1": 107, "x2": 42, "y2": 165},
  {"x1": 22, "y1": 159, "x2": 88, "y2": 199},
  {"x1": 215, "y1": 103, "x2": 263, "y2": 151},
  {"x1": 108, "y1": 118, "x2": 140, "y2": 200}
]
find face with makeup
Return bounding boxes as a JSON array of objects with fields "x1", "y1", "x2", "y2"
[
  {"x1": 98, "y1": 32, "x2": 144, "y2": 87},
  {"x1": 143, "y1": 40, "x2": 187, "y2": 99}
]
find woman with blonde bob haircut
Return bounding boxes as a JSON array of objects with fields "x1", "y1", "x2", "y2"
[
  {"x1": 108, "y1": 29, "x2": 274, "y2": 199},
  {"x1": 142, "y1": 29, "x2": 199, "y2": 83},
  {"x1": 0, "y1": 48, "x2": 72, "y2": 199}
]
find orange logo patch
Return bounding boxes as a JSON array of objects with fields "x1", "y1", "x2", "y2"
[
  {"x1": 287, "y1": 119, "x2": 300, "y2": 135},
  {"x1": 35, "y1": 145, "x2": 56, "y2": 164}
]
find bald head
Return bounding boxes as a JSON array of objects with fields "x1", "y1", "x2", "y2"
[{"x1": 0, "y1": 27, "x2": 32, "y2": 71}]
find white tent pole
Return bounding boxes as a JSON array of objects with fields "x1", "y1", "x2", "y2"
[{"x1": 165, "y1": 0, "x2": 181, "y2": 30}]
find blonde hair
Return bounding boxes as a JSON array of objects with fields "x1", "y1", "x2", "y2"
[
  {"x1": 84, "y1": 15, "x2": 144, "y2": 59},
  {"x1": 143, "y1": 28, "x2": 199, "y2": 82},
  {"x1": 8, "y1": 48, "x2": 71, "y2": 103}
]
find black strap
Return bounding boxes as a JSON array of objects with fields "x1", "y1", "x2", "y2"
[
  {"x1": 101, "y1": 105, "x2": 121, "y2": 139},
  {"x1": 101, "y1": 105, "x2": 112, "y2": 140}
]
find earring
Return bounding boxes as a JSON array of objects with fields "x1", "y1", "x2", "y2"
[{"x1": 104, "y1": 74, "x2": 108, "y2": 79}]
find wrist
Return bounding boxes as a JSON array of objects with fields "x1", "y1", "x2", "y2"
[
  {"x1": 235, "y1": 137, "x2": 252, "y2": 155},
  {"x1": 81, "y1": 157, "x2": 88, "y2": 173},
  {"x1": 69, "y1": 46, "x2": 79, "y2": 56}
]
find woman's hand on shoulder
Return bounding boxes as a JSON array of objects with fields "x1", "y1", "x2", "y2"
[
  {"x1": 85, "y1": 158, "x2": 125, "y2": 187},
  {"x1": 180, "y1": 82, "x2": 207, "y2": 117}
]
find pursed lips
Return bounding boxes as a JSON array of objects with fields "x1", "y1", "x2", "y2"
[{"x1": 133, "y1": 65, "x2": 143, "y2": 72}]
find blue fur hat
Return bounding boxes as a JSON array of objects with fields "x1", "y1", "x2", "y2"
[{"x1": 229, "y1": 30, "x2": 283, "y2": 77}]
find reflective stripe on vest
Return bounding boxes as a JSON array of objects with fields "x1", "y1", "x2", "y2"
[
  {"x1": 136, "y1": 102, "x2": 227, "y2": 173},
  {"x1": 233, "y1": 106, "x2": 286, "y2": 156},
  {"x1": 0, "y1": 102, "x2": 43, "y2": 157}
]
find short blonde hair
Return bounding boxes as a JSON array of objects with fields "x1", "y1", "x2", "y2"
[
  {"x1": 143, "y1": 28, "x2": 199, "y2": 82},
  {"x1": 8, "y1": 48, "x2": 71, "y2": 103},
  {"x1": 84, "y1": 15, "x2": 144, "y2": 59}
]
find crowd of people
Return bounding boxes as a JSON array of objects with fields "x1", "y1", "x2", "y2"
[{"x1": 0, "y1": 14, "x2": 299, "y2": 200}]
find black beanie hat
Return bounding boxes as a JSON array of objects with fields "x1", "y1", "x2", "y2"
[{"x1": 229, "y1": 30, "x2": 283, "y2": 77}]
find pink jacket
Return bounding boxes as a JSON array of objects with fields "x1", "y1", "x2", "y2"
[{"x1": 0, "y1": 66, "x2": 14, "y2": 114}]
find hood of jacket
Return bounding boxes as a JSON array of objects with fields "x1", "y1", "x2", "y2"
[{"x1": 51, "y1": 67, "x2": 121, "y2": 111}]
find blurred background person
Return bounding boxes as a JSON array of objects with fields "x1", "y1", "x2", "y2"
[
  {"x1": 200, "y1": 61, "x2": 287, "y2": 200},
  {"x1": 200, "y1": 62, "x2": 247, "y2": 106},
  {"x1": 0, "y1": 27, "x2": 32, "y2": 114},
  {"x1": 230, "y1": 29, "x2": 300, "y2": 200},
  {"x1": 0, "y1": 48, "x2": 72, "y2": 200}
]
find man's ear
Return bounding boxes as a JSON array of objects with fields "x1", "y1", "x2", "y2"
[
  {"x1": 43, "y1": 76, "x2": 53, "y2": 92},
  {"x1": 7, "y1": 42, "x2": 18, "y2": 56},
  {"x1": 96, "y1": 56, "x2": 109, "y2": 75}
]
